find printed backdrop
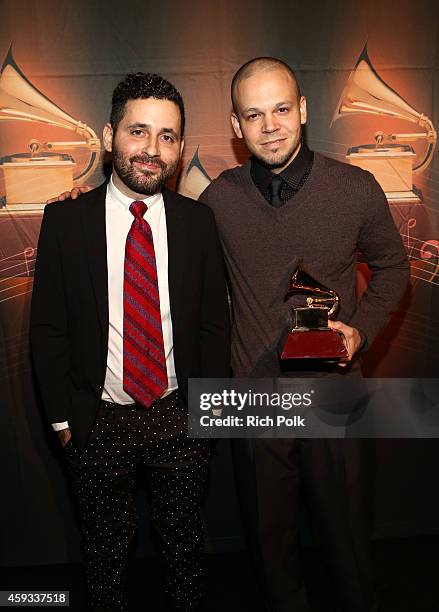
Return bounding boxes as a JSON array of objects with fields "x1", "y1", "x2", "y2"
[{"x1": 1, "y1": 0, "x2": 439, "y2": 566}]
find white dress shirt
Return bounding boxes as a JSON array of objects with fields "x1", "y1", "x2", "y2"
[{"x1": 52, "y1": 177, "x2": 177, "y2": 431}]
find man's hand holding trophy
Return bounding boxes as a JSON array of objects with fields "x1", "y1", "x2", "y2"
[{"x1": 281, "y1": 262, "x2": 361, "y2": 366}]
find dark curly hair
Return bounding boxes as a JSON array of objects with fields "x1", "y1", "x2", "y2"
[{"x1": 110, "y1": 72, "x2": 185, "y2": 138}]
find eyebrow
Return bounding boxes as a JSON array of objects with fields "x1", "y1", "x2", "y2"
[
  {"x1": 241, "y1": 107, "x2": 260, "y2": 114},
  {"x1": 127, "y1": 123, "x2": 179, "y2": 138},
  {"x1": 241, "y1": 100, "x2": 294, "y2": 114}
]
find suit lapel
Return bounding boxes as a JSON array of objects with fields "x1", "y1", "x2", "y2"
[
  {"x1": 79, "y1": 185, "x2": 186, "y2": 343},
  {"x1": 81, "y1": 182, "x2": 109, "y2": 337},
  {"x1": 163, "y1": 188, "x2": 187, "y2": 324}
]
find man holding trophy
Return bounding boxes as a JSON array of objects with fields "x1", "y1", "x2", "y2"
[
  {"x1": 51, "y1": 57, "x2": 409, "y2": 611},
  {"x1": 200, "y1": 57, "x2": 409, "y2": 612}
]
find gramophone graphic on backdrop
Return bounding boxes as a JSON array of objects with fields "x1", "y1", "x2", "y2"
[
  {"x1": 178, "y1": 146, "x2": 211, "y2": 200},
  {"x1": 0, "y1": 45, "x2": 101, "y2": 212},
  {"x1": 332, "y1": 43, "x2": 437, "y2": 204}
]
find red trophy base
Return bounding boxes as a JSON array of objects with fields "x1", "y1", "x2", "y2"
[{"x1": 281, "y1": 330, "x2": 348, "y2": 360}]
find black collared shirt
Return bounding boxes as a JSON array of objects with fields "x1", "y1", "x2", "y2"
[{"x1": 251, "y1": 142, "x2": 314, "y2": 205}]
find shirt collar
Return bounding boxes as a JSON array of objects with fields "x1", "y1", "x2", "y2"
[
  {"x1": 107, "y1": 174, "x2": 163, "y2": 211},
  {"x1": 251, "y1": 142, "x2": 314, "y2": 190}
]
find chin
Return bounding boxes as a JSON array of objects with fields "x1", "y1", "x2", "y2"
[{"x1": 258, "y1": 154, "x2": 290, "y2": 170}]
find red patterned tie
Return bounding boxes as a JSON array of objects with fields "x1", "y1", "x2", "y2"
[{"x1": 123, "y1": 200, "x2": 168, "y2": 407}]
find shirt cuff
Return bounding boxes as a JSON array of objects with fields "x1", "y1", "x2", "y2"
[{"x1": 52, "y1": 421, "x2": 69, "y2": 431}]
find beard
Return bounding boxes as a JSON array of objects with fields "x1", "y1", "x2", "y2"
[
  {"x1": 255, "y1": 138, "x2": 302, "y2": 171},
  {"x1": 112, "y1": 150, "x2": 179, "y2": 196}
]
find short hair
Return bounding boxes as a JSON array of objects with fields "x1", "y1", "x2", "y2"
[
  {"x1": 231, "y1": 57, "x2": 301, "y2": 113},
  {"x1": 110, "y1": 72, "x2": 185, "y2": 138}
]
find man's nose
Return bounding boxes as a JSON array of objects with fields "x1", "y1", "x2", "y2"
[
  {"x1": 261, "y1": 113, "x2": 280, "y2": 133},
  {"x1": 142, "y1": 136, "x2": 160, "y2": 157}
]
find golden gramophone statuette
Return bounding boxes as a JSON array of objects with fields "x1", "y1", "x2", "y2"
[{"x1": 281, "y1": 264, "x2": 348, "y2": 360}]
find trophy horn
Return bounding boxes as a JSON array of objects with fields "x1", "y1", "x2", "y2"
[
  {"x1": 0, "y1": 45, "x2": 100, "y2": 182},
  {"x1": 331, "y1": 43, "x2": 436, "y2": 174}
]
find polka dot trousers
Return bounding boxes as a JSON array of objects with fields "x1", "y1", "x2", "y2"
[{"x1": 65, "y1": 391, "x2": 210, "y2": 611}]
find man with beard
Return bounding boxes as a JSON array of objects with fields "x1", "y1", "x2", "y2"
[
  {"x1": 31, "y1": 72, "x2": 230, "y2": 612},
  {"x1": 198, "y1": 58, "x2": 409, "y2": 612}
]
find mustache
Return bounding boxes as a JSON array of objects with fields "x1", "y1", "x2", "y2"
[{"x1": 130, "y1": 154, "x2": 166, "y2": 170}]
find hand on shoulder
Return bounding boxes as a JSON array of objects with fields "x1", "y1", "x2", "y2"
[{"x1": 46, "y1": 185, "x2": 92, "y2": 204}]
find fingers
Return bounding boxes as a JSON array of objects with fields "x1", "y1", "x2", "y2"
[
  {"x1": 328, "y1": 320, "x2": 360, "y2": 363},
  {"x1": 327, "y1": 321, "x2": 349, "y2": 365},
  {"x1": 327, "y1": 320, "x2": 347, "y2": 334},
  {"x1": 46, "y1": 190, "x2": 75, "y2": 204},
  {"x1": 57, "y1": 427, "x2": 72, "y2": 447},
  {"x1": 46, "y1": 191, "x2": 69, "y2": 204},
  {"x1": 45, "y1": 185, "x2": 91, "y2": 204}
]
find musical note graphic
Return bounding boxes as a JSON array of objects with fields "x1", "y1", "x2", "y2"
[
  {"x1": 399, "y1": 233, "x2": 439, "y2": 287},
  {"x1": 405, "y1": 218, "x2": 417, "y2": 259},
  {"x1": 23, "y1": 247, "x2": 36, "y2": 276},
  {"x1": 0, "y1": 246, "x2": 37, "y2": 303},
  {"x1": 420, "y1": 240, "x2": 439, "y2": 283}
]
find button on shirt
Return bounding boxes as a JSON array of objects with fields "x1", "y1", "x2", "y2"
[{"x1": 52, "y1": 177, "x2": 177, "y2": 430}]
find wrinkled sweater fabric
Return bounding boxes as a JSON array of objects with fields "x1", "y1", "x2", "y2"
[{"x1": 201, "y1": 153, "x2": 409, "y2": 377}]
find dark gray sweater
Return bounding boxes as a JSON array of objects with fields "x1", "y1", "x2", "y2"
[{"x1": 201, "y1": 153, "x2": 409, "y2": 377}]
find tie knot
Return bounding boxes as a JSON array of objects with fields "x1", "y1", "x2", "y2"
[{"x1": 129, "y1": 200, "x2": 147, "y2": 218}]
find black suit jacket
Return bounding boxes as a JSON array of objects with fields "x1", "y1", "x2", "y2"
[{"x1": 30, "y1": 182, "x2": 230, "y2": 449}]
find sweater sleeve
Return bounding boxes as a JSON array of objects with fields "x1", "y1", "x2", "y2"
[
  {"x1": 349, "y1": 174, "x2": 410, "y2": 349},
  {"x1": 198, "y1": 183, "x2": 211, "y2": 205}
]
